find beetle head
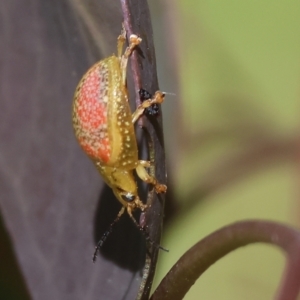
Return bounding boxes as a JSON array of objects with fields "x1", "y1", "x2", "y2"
[{"x1": 111, "y1": 169, "x2": 140, "y2": 208}]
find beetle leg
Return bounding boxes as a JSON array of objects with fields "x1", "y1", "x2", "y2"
[
  {"x1": 126, "y1": 205, "x2": 146, "y2": 232},
  {"x1": 120, "y1": 34, "x2": 142, "y2": 86},
  {"x1": 135, "y1": 161, "x2": 167, "y2": 193},
  {"x1": 117, "y1": 24, "x2": 126, "y2": 58},
  {"x1": 138, "y1": 160, "x2": 151, "y2": 168},
  {"x1": 127, "y1": 196, "x2": 148, "y2": 212},
  {"x1": 136, "y1": 198, "x2": 148, "y2": 211},
  {"x1": 127, "y1": 205, "x2": 168, "y2": 252},
  {"x1": 131, "y1": 91, "x2": 165, "y2": 123}
]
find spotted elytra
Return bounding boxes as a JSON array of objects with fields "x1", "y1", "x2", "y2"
[{"x1": 72, "y1": 25, "x2": 167, "y2": 261}]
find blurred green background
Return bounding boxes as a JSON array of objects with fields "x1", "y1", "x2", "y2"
[
  {"x1": 150, "y1": 0, "x2": 300, "y2": 299},
  {"x1": 1, "y1": 0, "x2": 300, "y2": 299}
]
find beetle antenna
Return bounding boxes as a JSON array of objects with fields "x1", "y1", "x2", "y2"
[
  {"x1": 93, "y1": 208, "x2": 168, "y2": 263},
  {"x1": 93, "y1": 207, "x2": 125, "y2": 263},
  {"x1": 162, "y1": 91, "x2": 176, "y2": 96},
  {"x1": 128, "y1": 213, "x2": 169, "y2": 253}
]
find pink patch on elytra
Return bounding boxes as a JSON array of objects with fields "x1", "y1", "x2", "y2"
[
  {"x1": 76, "y1": 66, "x2": 111, "y2": 163},
  {"x1": 76, "y1": 68, "x2": 107, "y2": 131},
  {"x1": 79, "y1": 138, "x2": 110, "y2": 163}
]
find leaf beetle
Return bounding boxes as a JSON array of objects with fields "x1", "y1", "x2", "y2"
[{"x1": 72, "y1": 26, "x2": 167, "y2": 261}]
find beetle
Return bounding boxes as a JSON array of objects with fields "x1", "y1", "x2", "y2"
[{"x1": 72, "y1": 26, "x2": 167, "y2": 261}]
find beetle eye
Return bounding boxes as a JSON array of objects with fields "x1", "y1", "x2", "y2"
[{"x1": 121, "y1": 193, "x2": 135, "y2": 202}]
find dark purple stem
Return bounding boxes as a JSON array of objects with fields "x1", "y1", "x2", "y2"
[
  {"x1": 151, "y1": 220, "x2": 300, "y2": 300},
  {"x1": 120, "y1": 1, "x2": 167, "y2": 299}
]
